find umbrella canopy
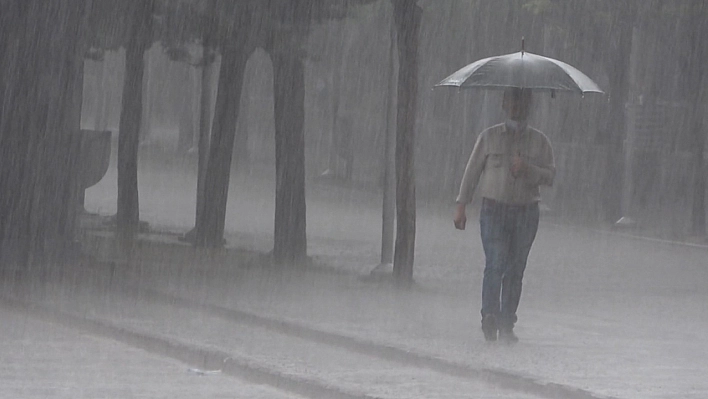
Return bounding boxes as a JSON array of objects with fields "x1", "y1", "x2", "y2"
[{"x1": 435, "y1": 51, "x2": 604, "y2": 95}]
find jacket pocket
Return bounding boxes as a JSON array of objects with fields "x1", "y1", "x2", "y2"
[{"x1": 486, "y1": 153, "x2": 505, "y2": 168}]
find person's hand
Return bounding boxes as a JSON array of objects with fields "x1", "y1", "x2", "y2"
[
  {"x1": 511, "y1": 154, "x2": 528, "y2": 178},
  {"x1": 454, "y1": 204, "x2": 467, "y2": 230}
]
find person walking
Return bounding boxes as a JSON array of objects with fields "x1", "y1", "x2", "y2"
[{"x1": 453, "y1": 88, "x2": 555, "y2": 343}]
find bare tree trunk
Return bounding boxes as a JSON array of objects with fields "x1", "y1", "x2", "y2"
[
  {"x1": 182, "y1": 0, "x2": 219, "y2": 243},
  {"x1": 194, "y1": 56, "x2": 217, "y2": 232},
  {"x1": 688, "y1": 0, "x2": 707, "y2": 236},
  {"x1": 617, "y1": 26, "x2": 641, "y2": 226},
  {"x1": 117, "y1": 0, "x2": 154, "y2": 241},
  {"x1": 691, "y1": 119, "x2": 706, "y2": 235},
  {"x1": 392, "y1": 0, "x2": 421, "y2": 282},
  {"x1": 0, "y1": 2, "x2": 34, "y2": 266},
  {"x1": 139, "y1": 46, "x2": 153, "y2": 142},
  {"x1": 380, "y1": 17, "x2": 397, "y2": 266},
  {"x1": 43, "y1": 2, "x2": 86, "y2": 263},
  {"x1": 195, "y1": 45, "x2": 249, "y2": 247},
  {"x1": 271, "y1": 50, "x2": 308, "y2": 263},
  {"x1": 0, "y1": 0, "x2": 88, "y2": 267},
  {"x1": 597, "y1": 1, "x2": 636, "y2": 224}
]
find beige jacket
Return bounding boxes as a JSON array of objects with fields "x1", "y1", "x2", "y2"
[{"x1": 456, "y1": 122, "x2": 555, "y2": 205}]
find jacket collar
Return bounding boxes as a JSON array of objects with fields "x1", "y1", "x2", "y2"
[{"x1": 504, "y1": 119, "x2": 528, "y2": 134}]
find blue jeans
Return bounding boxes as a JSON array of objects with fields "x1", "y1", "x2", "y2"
[{"x1": 479, "y1": 198, "x2": 539, "y2": 330}]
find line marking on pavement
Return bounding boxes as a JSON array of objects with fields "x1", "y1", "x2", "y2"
[
  {"x1": 0, "y1": 295, "x2": 383, "y2": 399},
  {"x1": 543, "y1": 221, "x2": 708, "y2": 251},
  {"x1": 126, "y1": 285, "x2": 620, "y2": 399}
]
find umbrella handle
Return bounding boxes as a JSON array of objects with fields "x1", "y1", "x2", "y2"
[{"x1": 521, "y1": 37, "x2": 525, "y2": 55}]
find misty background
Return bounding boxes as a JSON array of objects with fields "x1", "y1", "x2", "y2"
[
  {"x1": 0, "y1": 0, "x2": 706, "y2": 290},
  {"x1": 79, "y1": 0, "x2": 707, "y2": 240},
  {"x1": 1, "y1": 2, "x2": 708, "y2": 398}
]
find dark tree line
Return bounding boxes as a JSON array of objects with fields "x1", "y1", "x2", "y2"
[
  {"x1": 2, "y1": 0, "x2": 705, "y2": 279},
  {"x1": 1, "y1": 0, "x2": 425, "y2": 279}
]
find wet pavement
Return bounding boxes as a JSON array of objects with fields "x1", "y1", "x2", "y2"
[
  {"x1": 0, "y1": 305, "x2": 308, "y2": 399},
  {"x1": 3, "y1": 226, "x2": 707, "y2": 399},
  {"x1": 1, "y1": 159, "x2": 706, "y2": 398}
]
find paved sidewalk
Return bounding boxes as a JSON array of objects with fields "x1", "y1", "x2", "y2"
[
  {"x1": 146, "y1": 258, "x2": 708, "y2": 399},
  {"x1": 6, "y1": 235, "x2": 708, "y2": 399},
  {"x1": 71, "y1": 158, "x2": 708, "y2": 399},
  {"x1": 0, "y1": 305, "x2": 307, "y2": 399}
]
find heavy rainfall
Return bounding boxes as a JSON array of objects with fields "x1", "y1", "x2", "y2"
[{"x1": 0, "y1": 1, "x2": 706, "y2": 398}]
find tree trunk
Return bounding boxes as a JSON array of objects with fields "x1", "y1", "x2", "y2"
[
  {"x1": 183, "y1": 0, "x2": 218, "y2": 243},
  {"x1": 194, "y1": 56, "x2": 218, "y2": 238},
  {"x1": 0, "y1": 3, "x2": 34, "y2": 266},
  {"x1": 195, "y1": 46, "x2": 249, "y2": 247},
  {"x1": 381, "y1": 17, "x2": 397, "y2": 266},
  {"x1": 271, "y1": 50, "x2": 308, "y2": 263},
  {"x1": 599, "y1": 1, "x2": 636, "y2": 224},
  {"x1": 691, "y1": 119, "x2": 706, "y2": 235},
  {"x1": 117, "y1": 0, "x2": 154, "y2": 240},
  {"x1": 391, "y1": 0, "x2": 421, "y2": 282},
  {"x1": 139, "y1": 46, "x2": 153, "y2": 142},
  {"x1": 688, "y1": 0, "x2": 707, "y2": 236},
  {"x1": 0, "y1": 0, "x2": 88, "y2": 267}
]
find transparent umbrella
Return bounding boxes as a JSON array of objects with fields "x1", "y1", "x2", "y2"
[{"x1": 436, "y1": 41, "x2": 603, "y2": 95}]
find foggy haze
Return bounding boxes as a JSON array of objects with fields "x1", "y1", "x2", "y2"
[{"x1": 1, "y1": 1, "x2": 707, "y2": 398}]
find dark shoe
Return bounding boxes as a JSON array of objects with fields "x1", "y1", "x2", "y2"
[
  {"x1": 481, "y1": 314, "x2": 498, "y2": 342},
  {"x1": 498, "y1": 328, "x2": 519, "y2": 344}
]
